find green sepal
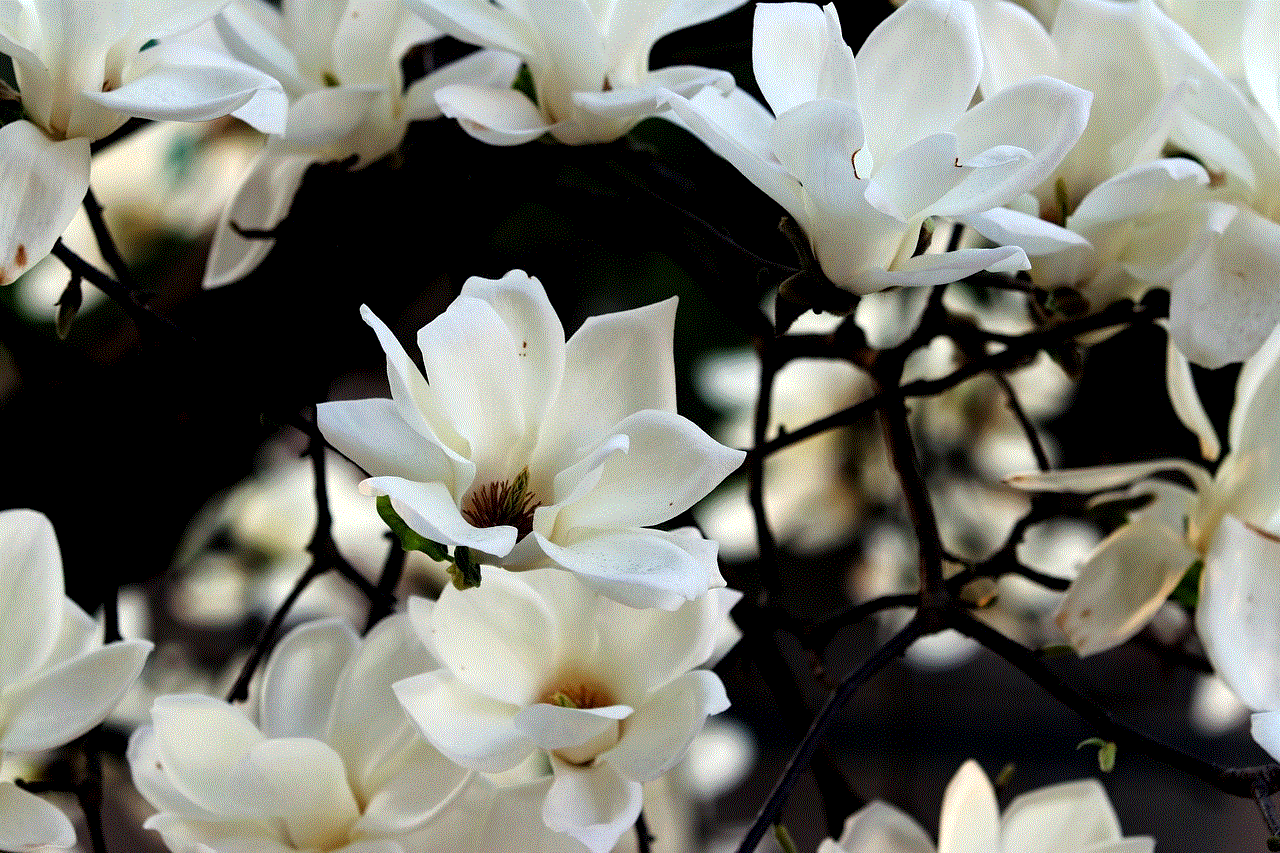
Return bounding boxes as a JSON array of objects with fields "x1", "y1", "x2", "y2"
[
  {"x1": 376, "y1": 495, "x2": 449, "y2": 562},
  {"x1": 448, "y1": 546, "x2": 483, "y2": 591},
  {"x1": 772, "y1": 824, "x2": 799, "y2": 853},
  {"x1": 1170, "y1": 559, "x2": 1202, "y2": 609},
  {"x1": 1077, "y1": 738, "x2": 1116, "y2": 772}
]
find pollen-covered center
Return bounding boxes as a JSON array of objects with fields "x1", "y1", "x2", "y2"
[{"x1": 462, "y1": 466, "x2": 541, "y2": 539}]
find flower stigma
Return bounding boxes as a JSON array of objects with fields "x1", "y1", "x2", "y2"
[{"x1": 462, "y1": 466, "x2": 540, "y2": 538}]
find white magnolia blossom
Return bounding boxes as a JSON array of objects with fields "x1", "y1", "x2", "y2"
[
  {"x1": 1007, "y1": 324, "x2": 1280, "y2": 661},
  {"x1": 663, "y1": 0, "x2": 1091, "y2": 292},
  {"x1": 0, "y1": 0, "x2": 285, "y2": 285},
  {"x1": 820, "y1": 760, "x2": 1150, "y2": 853},
  {"x1": 393, "y1": 569, "x2": 738, "y2": 853},
  {"x1": 0, "y1": 509, "x2": 152, "y2": 852},
  {"x1": 406, "y1": 0, "x2": 746, "y2": 146},
  {"x1": 318, "y1": 270, "x2": 744, "y2": 610},
  {"x1": 965, "y1": 0, "x2": 1280, "y2": 368},
  {"x1": 203, "y1": 0, "x2": 522, "y2": 287},
  {"x1": 130, "y1": 615, "x2": 471, "y2": 853}
]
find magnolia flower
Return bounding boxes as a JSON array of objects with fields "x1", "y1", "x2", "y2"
[
  {"x1": 663, "y1": 0, "x2": 1091, "y2": 292},
  {"x1": 318, "y1": 270, "x2": 744, "y2": 610},
  {"x1": 0, "y1": 0, "x2": 284, "y2": 284},
  {"x1": 130, "y1": 615, "x2": 471, "y2": 853},
  {"x1": 406, "y1": 0, "x2": 746, "y2": 145},
  {"x1": 393, "y1": 569, "x2": 738, "y2": 853},
  {"x1": 203, "y1": 0, "x2": 523, "y2": 286},
  {"x1": 0, "y1": 509, "x2": 152, "y2": 852},
  {"x1": 1007, "y1": 324, "x2": 1280, "y2": 661},
  {"x1": 821, "y1": 760, "x2": 1150, "y2": 853}
]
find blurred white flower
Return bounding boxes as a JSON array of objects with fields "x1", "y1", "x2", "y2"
[
  {"x1": 0, "y1": 508, "x2": 152, "y2": 852},
  {"x1": 319, "y1": 270, "x2": 744, "y2": 610},
  {"x1": 393, "y1": 569, "x2": 738, "y2": 853},
  {"x1": 664, "y1": 0, "x2": 1090, "y2": 292},
  {"x1": 203, "y1": 0, "x2": 522, "y2": 286},
  {"x1": 0, "y1": 0, "x2": 283, "y2": 284},
  {"x1": 407, "y1": 0, "x2": 745, "y2": 146},
  {"x1": 821, "y1": 760, "x2": 1150, "y2": 853},
  {"x1": 131, "y1": 615, "x2": 470, "y2": 853}
]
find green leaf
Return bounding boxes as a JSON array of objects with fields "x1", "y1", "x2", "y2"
[{"x1": 376, "y1": 495, "x2": 449, "y2": 562}]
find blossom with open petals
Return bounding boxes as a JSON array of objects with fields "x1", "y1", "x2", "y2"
[
  {"x1": 0, "y1": 0, "x2": 284, "y2": 284},
  {"x1": 130, "y1": 615, "x2": 470, "y2": 853},
  {"x1": 0, "y1": 509, "x2": 152, "y2": 852},
  {"x1": 821, "y1": 760, "x2": 1150, "y2": 853},
  {"x1": 663, "y1": 0, "x2": 1091, "y2": 292},
  {"x1": 406, "y1": 0, "x2": 745, "y2": 145},
  {"x1": 203, "y1": 0, "x2": 522, "y2": 286},
  {"x1": 1008, "y1": 324, "x2": 1280, "y2": 663},
  {"x1": 318, "y1": 270, "x2": 744, "y2": 609},
  {"x1": 393, "y1": 569, "x2": 738, "y2": 853}
]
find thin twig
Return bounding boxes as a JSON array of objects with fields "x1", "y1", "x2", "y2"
[
  {"x1": 991, "y1": 371, "x2": 1051, "y2": 472},
  {"x1": 635, "y1": 809, "x2": 654, "y2": 853},
  {"x1": 82, "y1": 186, "x2": 138, "y2": 293}
]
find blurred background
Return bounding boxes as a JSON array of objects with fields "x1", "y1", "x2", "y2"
[{"x1": 0, "y1": 2, "x2": 1267, "y2": 851}]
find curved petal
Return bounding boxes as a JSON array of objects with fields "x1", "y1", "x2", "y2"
[
  {"x1": 406, "y1": 0, "x2": 537, "y2": 58},
  {"x1": 751, "y1": 1, "x2": 855, "y2": 116},
  {"x1": 149, "y1": 694, "x2": 266, "y2": 818},
  {"x1": 859, "y1": 245, "x2": 1030, "y2": 290},
  {"x1": 857, "y1": 0, "x2": 982, "y2": 160},
  {"x1": 1055, "y1": 519, "x2": 1197, "y2": 656},
  {"x1": 282, "y1": 86, "x2": 381, "y2": 147},
  {"x1": 354, "y1": 740, "x2": 471, "y2": 835},
  {"x1": 1006, "y1": 458, "x2": 1212, "y2": 496},
  {"x1": 971, "y1": 0, "x2": 1059, "y2": 95},
  {"x1": 534, "y1": 526, "x2": 724, "y2": 610},
  {"x1": 937, "y1": 760, "x2": 998, "y2": 853},
  {"x1": 405, "y1": 49, "x2": 523, "y2": 121},
  {"x1": 318, "y1": 397, "x2": 453, "y2": 483},
  {"x1": 542, "y1": 759, "x2": 642, "y2": 853},
  {"x1": 0, "y1": 122, "x2": 89, "y2": 287},
  {"x1": 203, "y1": 149, "x2": 313, "y2": 288},
  {"x1": 600, "y1": 670, "x2": 727, "y2": 782},
  {"x1": 1168, "y1": 204, "x2": 1280, "y2": 369},
  {"x1": 259, "y1": 618, "x2": 357, "y2": 740},
  {"x1": 1164, "y1": 328, "x2": 1220, "y2": 462},
  {"x1": 1197, "y1": 515, "x2": 1280, "y2": 710},
  {"x1": 1252, "y1": 711, "x2": 1280, "y2": 762},
  {"x1": 1, "y1": 638, "x2": 151, "y2": 753},
  {"x1": 0, "y1": 508, "x2": 64, "y2": 686},
  {"x1": 555, "y1": 409, "x2": 744, "y2": 532},
  {"x1": 392, "y1": 671, "x2": 533, "y2": 773},
  {"x1": 833, "y1": 800, "x2": 934, "y2": 853},
  {"x1": 513, "y1": 703, "x2": 630, "y2": 752},
  {"x1": 361, "y1": 476, "x2": 517, "y2": 557},
  {"x1": 230, "y1": 738, "x2": 361, "y2": 852},
  {"x1": 1001, "y1": 779, "x2": 1122, "y2": 852},
  {"x1": 0, "y1": 782, "x2": 76, "y2": 850},
  {"x1": 85, "y1": 49, "x2": 283, "y2": 125},
  {"x1": 434, "y1": 83, "x2": 550, "y2": 146}
]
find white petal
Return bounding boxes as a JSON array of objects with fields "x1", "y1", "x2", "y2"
[
  {"x1": 434, "y1": 84, "x2": 550, "y2": 146},
  {"x1": 1, "y1": 639, "x2": 151, "y2": 753},
  {"x1": 318, "y1": 398, "x2": 453, "y2": 483},
  {"x1": 354, "y1": 739, "x2": 471, "y2": 835},
  {"x1": 1252, "y1": 711, "x2": 1280, "y2": 762},
  {"x1": 405, "y1": 49, "x2": 523, "y2": 122},
  {"x1": 259, "y1": 618, "x2": 357, "y2": 740},
  {"x1": 203, "y1": 149, "x2": 314, "y2": 289},
  {"x1": 542, "y1": 759, "x2": 642, "y2": 853},
  {"x1": 1001, "y1": 779, "x2": 1122, "y2": 852},
  {"x1": 361, "y1": 476, "x2": 517, "y2": 557},
  {"x1": 600, "y1": 670, "x2": 727, "y2": 782},
  {"x1": 1164, "y1": 328, "x2": 1220, "y2": 462},
  {"x1": 0, "y1": 122, "x2": 89, "y2": 287},
  {"x1": 392, "y1": 671, "x2": 533, "y2": 773},
  {"x1": 751, "y1": 1, "x2": 855, "y2": 116},
  {"x1": 0, "y1": 508, "x2": 64, "y2": 686},
  {"x1": 1055, "y1": 520, "x2": 1197, "y2": 656},
  {"x1": 422, "y1": 569, "x2": 562, "y2": 706},
  {"x1": 534, "y1": 526, "x2": 724, "y2": 610},
  {"x1": 856, "y1": 0, "x2": 982, "y2": 160},
  {"x1": 282, "y1": 86, "x2": 381, "y2": 147},
  {"x1": 231, "y1": 738, "x2": 361, "y2": 852},
  {"x1": 859, "y1": 246, "x2": 1030, "y2": 290},
  {"x1": 937, "y1": 760, "x2": 998, "y2": 853},
  {"x1": 971, "y1": 0, "x2": 1059, "y2": 94},
  {"x1": 406, "y1": 0, "x2": 537, "y2": 57},
  {"x1": 1168, "y1": 204, "x2": 1280, "y2": 368},
  {"x1": 556, "y1": 409, "x2": 743, "y2": 531},
  {"x1": 149, "y1": 694, "x2": 266, "y2": 817},
  {"x1": 863, "y1": 132, "x2": 966, "y2": 222},
  {"x1": 0, "y1": 782, "x2": 76, "y2": 850},
  {"x1": 834, "y1": 800, "x2": 935, "y2": 853},
  {"x1": 769, "y1": 98, "x2": 863, "y2": 220},
  {"x1": 960, "y1": 206, "x2": 1092, "y2": 257},
  {"x1": 1196, "y1": 515, "x2": 1280, "y2": 710},
  {"x1": 1005, "y1": 458, "x2": 1212, "y2": 496},
  {"x1": 513, "y1": 703, "x2": 630, "y2": 752}
]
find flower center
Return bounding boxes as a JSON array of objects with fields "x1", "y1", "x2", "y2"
[
  {"x1": 541, "y1": 677, "x2": 621, "y2": 767},
  {"x1": 462, "y1": 466, "x2": 540, "y2": 539}
]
